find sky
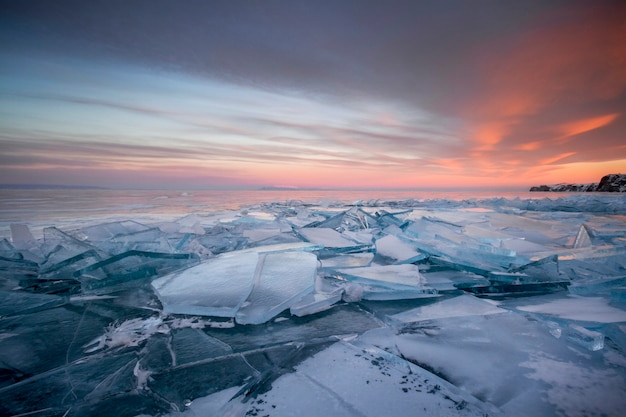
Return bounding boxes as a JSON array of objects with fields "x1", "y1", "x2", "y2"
[{"x1": 1, "y1": 0, "x2": 625, "y2": 190}]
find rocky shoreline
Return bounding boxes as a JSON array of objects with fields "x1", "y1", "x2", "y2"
[{"x1": 530, "y1": 173, "x2": 626, "y2": 192}]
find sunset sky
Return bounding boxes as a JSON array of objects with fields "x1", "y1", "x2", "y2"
[{"x1": 1, "y1": 0, "x2": 625, "y2": 190}]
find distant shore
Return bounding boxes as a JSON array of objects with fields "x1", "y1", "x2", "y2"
[{"x1": 530, "y1": 173, "x2": 626, "y2": 193}]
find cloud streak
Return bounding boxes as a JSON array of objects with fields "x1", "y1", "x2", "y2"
[{"x1": 1, "y1": 0, "x2": 625, "y2": 189}]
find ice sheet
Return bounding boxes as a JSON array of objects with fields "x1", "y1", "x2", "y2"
[
  {"x1": 225, "y1": 340, "x2": 501, "y2": 417},
  {"x1": 2, "y1": 194, "x2": 626, "y2": 416}
]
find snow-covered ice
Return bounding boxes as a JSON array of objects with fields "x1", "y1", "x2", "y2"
[{"x1": 1, "y1": 194, "x2": 625, "y2": 416}]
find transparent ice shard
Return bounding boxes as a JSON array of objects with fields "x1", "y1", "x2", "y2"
[
  {"x1": 39, "y1": 249, "x2": 102, "y2": 282},
  {"x1": 194, "y1": 224, "x2": 248, "y2": 255},
  {"x1": 243, "y1": 225, "x2": 286, "y2": 242},
  {"x1": 374, "y1": 234, "x2": 425, "y2": 264},
  {"x1": 0, "y1": 255, "x2": 38, "y2": 289},
  {"x1": 568, "y1": 275, "x2": 626, "y2": 296},
  {"x1": 420, "y1": 269, "x2": 491, "y2": 292},
  {"x1": 305, "y1": 207, "x2": 378, "y2": 232},
  {"x1": 152, "y1": 251, "x2": 259, "y2": 317},
  {"x1": 79, "y1": 250, "x2": 199, "y2": 294},
  {"x1": 40, "y1": 227, "x2": 101, "y2": 269},
  {"x1": 566, "y1": 324, "x2": 604, "y2": 351},
  {"x1": 335, "y1": 264, "x2": 438, "y2": 300},
  {"x1": 9, "y1": 224, "x2": 35, "y2": 249},
  {"x1": 573, "y1": 224, "x2": 593, "y2": 248},
  {"x1": 497, "y1": 255, "x2": 562, "y2": 284},
  {"x1": 289, "y1": 288, "x2": 343, "y2": 317},
  {"x1": 320, "y1": 252, "x2": 374, "y2": 269},
  {"x1": 175, "y1": 213, "x2": 206, "y2": 234},
  {"x1": 75, "y1": 220, "x2": 151, "y2": 242},
  {"x1": 0, "y1": 238, "x2": 19, "y2": 258},
  {"x1": 297, "y1": 227, "x2": 365, "y2": 251},
  {"x1": 110, "y1": 227, "x2": 172, "y2": 253},
  {"x1": 336, "y1": 264, "x2": 424, "y2": 289},
  {"x1": 347, "y1": 283, "x2": 438, "y2": 301},
  {"x1": 235, "y1": 251, "x2": 317, "y2": 325},
  {"x1": 238, "y1": 241, "x2": 323, "y2": 254},
  {"x1": 390, "y1": 294, "x2": 505, "y2": 325}
]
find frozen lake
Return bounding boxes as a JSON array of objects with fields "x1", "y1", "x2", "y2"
[{"x1": 0, "y1": 190, "x2": 625, "y2": 416}]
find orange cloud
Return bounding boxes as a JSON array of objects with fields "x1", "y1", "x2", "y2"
[
  {"x1": 557, "y1": 113, "x2": 620, "y2": 139},
  {"x1": 540, "y1": 152, "x2": 576, "y2": 165},
  {"x1": 472, "y1": 122, "x2": 509, "y2": 151},
  {"x1": 516, "y1": 141, "x2": 542, "y2": 151}
]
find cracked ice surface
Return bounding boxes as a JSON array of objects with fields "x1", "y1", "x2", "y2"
[{"x1": 1, "y1": 194, "x2": 626, "y2": 416}]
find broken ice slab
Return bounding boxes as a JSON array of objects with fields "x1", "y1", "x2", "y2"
[
  {"x1": 334, "y1": 264, "x2": 440, "y2": 301},
  {"x1": 39, "y1": 249, "x2": 102, "y2": 282},
  {"x1": 153, "y1": 248, "x2": 318, "y2": 324},
  {"x1": 566, "y1": 324, "x2": 604, "y2": 351},
  {"x1": 110, "y1": 227, "x2": 173, "y2": 253},
  {"x1": 573, "y1": 224, "x2": 593, "y2": 248},
  {"x1": 297, "y1": 227, "x2": 368, "y2": 252},
  {"x1": 568, "y1": 275, "x2": 626, "y2": 296},
  {"x1": 419, "y1": 269, "x2": 491, "y2": 292},
  {"x1": 0, "y1": 256, "x2": 38, "y2": 290},
  {"x1": 390, "y1": 294, "x2": 505, "y2": 326},
  {"x1": 374, "y1": 234, "x2": 426, "y2": 264},
  {"x1": 289, "y1": 288, "x2": 344, "y2": 317},
  {"x1": 9, "y1": 223, "x2": 35, "y2": 249},
  {"x1": 336, "y1": 264, "x2": 425, "y2": 290},
  {"x1": 196, "y1": 224, "x2": 248, "y2": 255},
  {"x1": 343, "y1": 283, "x2": 439, "y2": 301},
  {"x1": 304, "y1": 207, "x2": 379, "y2": 231},
  {"x1": 490, "y1": 255, "x2": 563, "y2": 284},
  {"x1": 0, "y1": 238, "x2": 20, "y2": 258},
  {"x1": 74, "y1": 220, "x2": 151, "y2": 241},
  {"x1": 173, "y1": 213, "x2": 206, "y2": 234},
  {"x1": 152, "y1": 251, "x2": 259, "y2": 317},
  {"x1": 38, "y1": 227, "x2": 104, "y2": 276},
  {"x1": 235, "y1": 251, "x2": 317, "y2": 325},
  {"x1": 320, "y1": 252, "x2": 374, "y2": 269},
  {"x1": 237, "y1": 241, "x2": 323, "y2": 254},
  {"x1": 78, "y1": 250, "x2": 200, "y2": 294}
]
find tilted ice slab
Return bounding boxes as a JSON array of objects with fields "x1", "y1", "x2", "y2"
[
  {"x1": 391, "y1": 294, "x2": 505, "y2": 324},
  {"x1": 374, "y1": 234, "x2": 425, "y2": 264},
  {"x1": 235, "y1": 251, "x2": 317, "y2": 325},
  {"x1": 337, "y1": 264, "x2": 439, "y2": 300},
  {"x1": 152, "y1": 251, "x2": 259, "y2": 317},
  {"x1": 152, "y1": 248, "x2": 318, "y2": 324},
  {"x1": 297, "y1": 227, "x2": 365, "y2": 250},
  {"x1": 289, "y1": 288, "x2": 344, "y2": 317},
  {"x1": 336, "y1": 264, "x2": 425, "y2": 289}
]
